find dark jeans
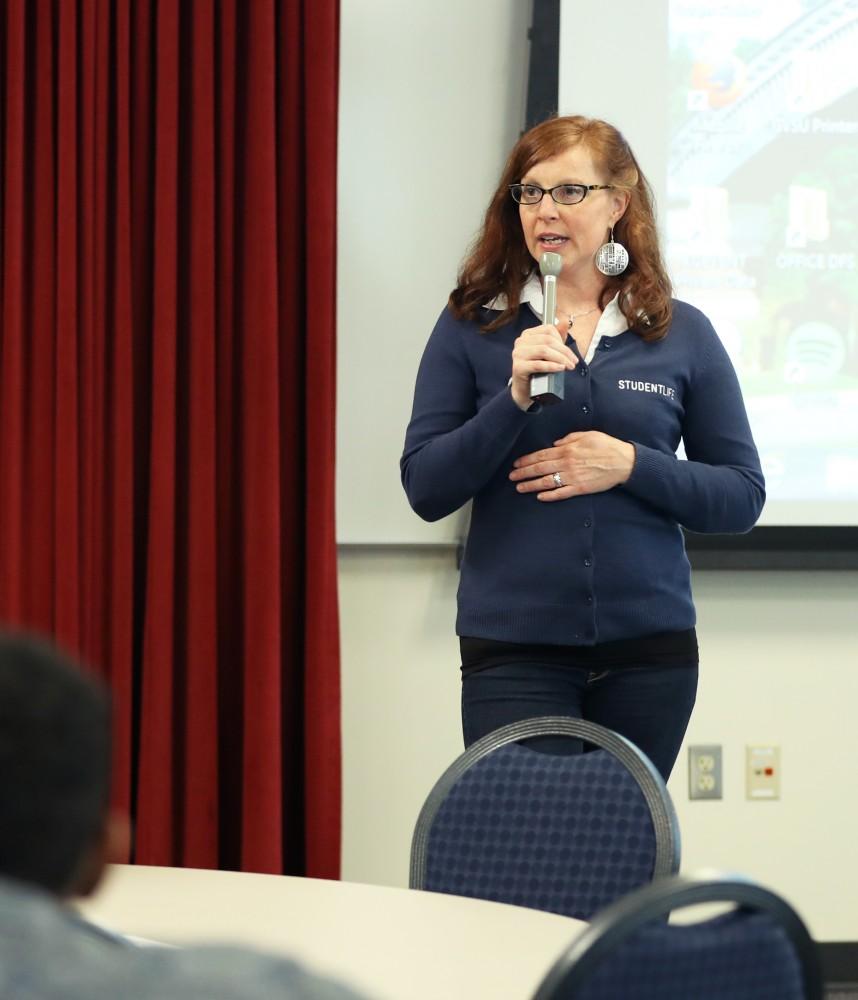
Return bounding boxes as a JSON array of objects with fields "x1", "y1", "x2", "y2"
[{"x1": 461, "y1": 661, "x2": 698, "y2": 781}]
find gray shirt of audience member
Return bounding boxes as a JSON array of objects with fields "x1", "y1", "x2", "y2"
[{"x1": 0, "y1": 877, "x2": 365, "y2": 1000}]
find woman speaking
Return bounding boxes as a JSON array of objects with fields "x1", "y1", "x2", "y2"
[{"x1": 401, "y1": 116, "x2": 764, "y2": 779}]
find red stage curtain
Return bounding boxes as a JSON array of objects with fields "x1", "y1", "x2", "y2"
[{"x1": 0, "y1": 0, "x2": 340, "y2": 878}]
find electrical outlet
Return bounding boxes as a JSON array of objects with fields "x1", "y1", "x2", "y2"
[
  {"x1": 688, "y1": 744, "x2": 722, "y2": 800},
  {"x1": 746, "y1": 745, "x2": 780, "y2": 800}
]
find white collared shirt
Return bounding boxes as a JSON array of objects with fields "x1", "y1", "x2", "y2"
[{"x1": 485, "y1": 273, "x2": 629, "y2": 363}]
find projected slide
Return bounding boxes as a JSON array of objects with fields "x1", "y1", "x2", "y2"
[{"x1": 666, "y1": 0, "x2": 858, "y2": 522}]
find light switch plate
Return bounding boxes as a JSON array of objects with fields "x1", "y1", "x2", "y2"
[{"x1": 746, "y1": 745, "x2": 780, "y2": 800}]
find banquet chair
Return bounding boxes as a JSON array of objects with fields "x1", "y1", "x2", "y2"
[
  {"x1": 532, "y1": 872, "x2": 823, "y2": 1000},
  {"x1": 409, "y1": 717, "x2": 680, "y2": 921}
]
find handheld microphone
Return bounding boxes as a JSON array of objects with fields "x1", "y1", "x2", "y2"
[{"x1": 529, "y1": 252, "x2": 565, "y2": 405}]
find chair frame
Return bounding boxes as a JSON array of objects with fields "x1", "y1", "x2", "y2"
[
  {"x1": 532, "y1": 872, "x2": 824, "y2": 1000},
  {"x1": 409, "y1": 716, "x2": 681, "y2": 891}
]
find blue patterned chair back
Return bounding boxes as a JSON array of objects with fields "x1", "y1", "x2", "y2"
[
  {"x1": 533, "y1": 873, "x2": 823, "y2": 1000},
  {"x1": 410, "y1": 717, "x2": 679, "y2": 920}
]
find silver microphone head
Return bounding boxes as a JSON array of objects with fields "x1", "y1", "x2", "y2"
[{"x1": 539, "y1": 251, "x2": 563, "y2": 278}]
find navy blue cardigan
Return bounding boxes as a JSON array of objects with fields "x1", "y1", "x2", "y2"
[{"x1": 401, "y1": 299, "x2": 765, "y2": 646}]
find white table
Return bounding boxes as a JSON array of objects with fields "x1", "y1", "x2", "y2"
[{"x1": 78, "y1": 864, "x2": 584, "y2": 1000}]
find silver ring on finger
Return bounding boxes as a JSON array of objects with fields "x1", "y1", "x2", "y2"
[{"x1": 552, "y1": 472, "x2": 564, "y2": 489}]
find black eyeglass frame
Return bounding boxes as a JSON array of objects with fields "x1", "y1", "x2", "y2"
[{"x1": 509, "y1": 183, "x2": 615, "y2": 206}]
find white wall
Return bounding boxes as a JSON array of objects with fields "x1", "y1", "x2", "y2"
[
  {"x1": 336, "y1": 0, "x2": 529, "y2": 544},
  {"x1": 674, "y1": 570, "x2": 858, "y2": 939},
  {"x1": 337, "y1": 0, "x2": 858, "y2": 942}
]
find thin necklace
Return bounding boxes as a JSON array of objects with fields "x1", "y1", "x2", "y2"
[{"x1": 568, "y1": 306, "x2": 599, "y2": 329}]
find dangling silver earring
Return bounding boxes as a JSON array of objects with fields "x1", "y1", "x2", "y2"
[{"x1": 595, "y1": 226, "x2": 629, "y2": 276}]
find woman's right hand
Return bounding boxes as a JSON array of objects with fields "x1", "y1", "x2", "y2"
[{"x1": 510, "y1": 324, "x2": 578, "y2": 410}]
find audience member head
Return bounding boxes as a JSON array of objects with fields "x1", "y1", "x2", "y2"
[{"x1": 0, "y1": 632, "x2": 124, "y2": 898}]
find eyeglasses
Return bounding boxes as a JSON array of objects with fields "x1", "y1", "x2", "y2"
[{"x1": 509, "y1": 183, "x2": 615, "y2": 206}]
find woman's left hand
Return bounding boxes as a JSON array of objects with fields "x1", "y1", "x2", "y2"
[{"x1": 509, "y1": 431, "x2": 636, "y2": 501}]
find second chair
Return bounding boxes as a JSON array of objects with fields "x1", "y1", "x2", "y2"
[
  {"x1": 409, "y1": 716, "x2": 680, "y2": 921},
  {"x1": 532, "y1": 871, "x2": 823, "y2": 999}
]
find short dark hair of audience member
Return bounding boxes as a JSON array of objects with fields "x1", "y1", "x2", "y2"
[{"x1": 0, "y1": 632, "x2": 126, "y2": 897}]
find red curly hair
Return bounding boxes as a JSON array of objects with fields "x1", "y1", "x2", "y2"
[{"x1": 449, "y1": 116, "x2": 672, "y2": 339}]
